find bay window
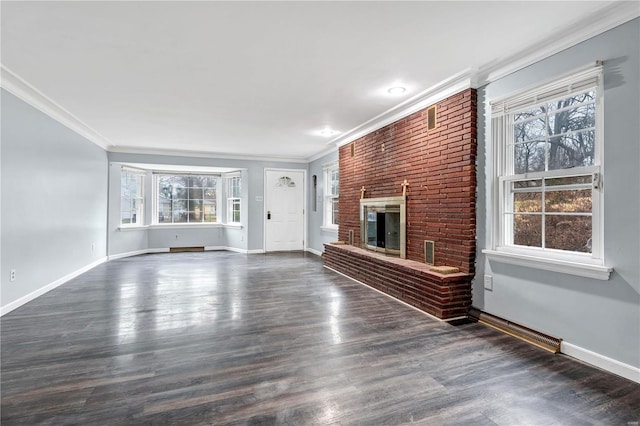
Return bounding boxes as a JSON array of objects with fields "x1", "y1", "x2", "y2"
[
  {"x1": 154, "y1": 174, "x2": 219, "y2": 224},
  {"x1": 226, "y1": 174, "x2": 241, "y2": 224},
  {"x1": 121, "y1": 168, "x2": 144, "y2": 226}
]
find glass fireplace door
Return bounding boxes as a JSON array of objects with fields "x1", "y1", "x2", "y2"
[{"x1": 360, "y1": 197, "x2": 406, "y2": 258}]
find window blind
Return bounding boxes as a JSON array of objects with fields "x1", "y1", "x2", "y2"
[{"x1": 491, "y1": 61, "x2": 603, "y2": 117}]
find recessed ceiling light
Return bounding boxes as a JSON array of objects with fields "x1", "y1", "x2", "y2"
[
  {"x1": 318, "y1": 128, "x2": 339, "y2": 137},
  {"x1": 388, "y1": 86, "x2": 407, "y2": 95}
]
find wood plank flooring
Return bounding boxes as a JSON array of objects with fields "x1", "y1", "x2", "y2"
[{"x1": 2, "y1": 251, "x2": 639, "y2": 425}]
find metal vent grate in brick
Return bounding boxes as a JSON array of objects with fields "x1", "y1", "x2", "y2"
[
  {"x1": 424, "y1": 240, "x2": 435, "y2": 265},
  {"x1": 426, "y1": 105, "x2": 437, "y2": 131}
]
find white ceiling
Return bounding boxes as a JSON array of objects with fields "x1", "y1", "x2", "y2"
[{"x1": 1, "y1": 1, "x2": 635, "y2": 162}]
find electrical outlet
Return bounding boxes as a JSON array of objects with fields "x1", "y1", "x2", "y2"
[
  {"x1": 484, "y1": 275, "x2": 493, "y2": 291},
  {"x1": 10, "y1": 269, "x2": 16, "y2": 282}
]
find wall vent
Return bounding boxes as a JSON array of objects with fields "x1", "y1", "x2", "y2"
[
  {"x1": 426, "y1": 105, "x2": 437, "y2": 131},
  {"x1": 348, "y1": 230, "x2": 354, "y2": 245},
  {"x1": 424, "y1": 240, "x2": 435, "y2": 265},
  {"x1": 469, "y1": 308, "x2": 562, "y2": 353}
]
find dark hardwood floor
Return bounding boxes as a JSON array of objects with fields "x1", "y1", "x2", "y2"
[{"x1": 1, "y1": 252, "x2": 639, "y2": 425}]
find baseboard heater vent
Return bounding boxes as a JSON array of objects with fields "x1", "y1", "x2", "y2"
[
  {"x1": 170, "y1": 246, "x2": 205, "y2": 253},
  {"x1": 468, "y1": 308, "x2": 562, "y2": 353}
]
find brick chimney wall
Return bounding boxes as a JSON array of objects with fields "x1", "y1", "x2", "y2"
[{"x1": 338, "y1": 88, "x2": 477, "y2": 274}]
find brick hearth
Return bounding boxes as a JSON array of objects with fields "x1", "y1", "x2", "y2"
[{"x1": 324, "y1": 244, "x2": 472, "y2": 319}]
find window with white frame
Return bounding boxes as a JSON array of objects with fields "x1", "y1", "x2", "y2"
[
  {"x1": 488, "y1": 64, "x2": 606, "y2": 268},
  {"x1": 154, "y1": 174, "x2": 219, "y2": 224},
  {"x1": 226, "y1": 174, "x2": 241, "y2": 224},
  {"x1": 324, "y1": 162, "x2": 339, "y2": 228},
  {"x1": 121, "y1": 168, "x2": 144, "y2": 226}
]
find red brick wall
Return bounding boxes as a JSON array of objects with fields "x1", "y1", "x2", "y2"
[{"x1": 338, "y1": 89, "x2": 477, "y2": 274}]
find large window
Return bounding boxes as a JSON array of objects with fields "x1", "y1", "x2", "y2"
[
  {"x1": 155, "y1": 174, "x2": 219, "y2": 224},
  {"x1": 121, "y1": 168, "x2": 144, "y2": 226},
  {"x1": 323, "y1": 162, "x2": 339, "y2": 228},
  {"x1": 487, "y1": 64, "x2": 608, "y2": 276},
  {"x1": 227, "y1": 175, "x2": 241, "y2": 224}
]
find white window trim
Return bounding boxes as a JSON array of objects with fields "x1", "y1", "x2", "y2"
[
  {"x1": 152, "y1": 173, "x2": 222, "y2": 225},
  {"x1": 225, "y1": 173, "x2": 242, "y2": 225},
  {"x1": 320, "y1": 225, "x2": 339, "y2": 233},
  {"x1": 482, "y1": 249, "x2": 612, "y2": 280},
  {"x1": 485, "y1": 62, "x2": 612, "y2": 280},
  {"x1": 323, "y1": 161, "x2": 339, "y2": 230},
  {"x1": 120, "y1": 167, "x2": 145, "y2": 228},
  {"x1": 118, "y1": 225, "x2": 149, "y2": 231},
  {"x1": 224, "y1": 223, "x2": 243, "y2": 230}
]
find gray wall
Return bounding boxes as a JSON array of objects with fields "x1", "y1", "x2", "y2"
[
  {"x1": 475, "y1": 19, "x2": 640, "y2": 368},
  {"x1": 1, "y1": 90, "x2": 108, "y2": 308},
  {"x1": 307, "y1": 150, "x2": 339, "y2": 254},
  {"x1": 107, "y1": 152, "x2": 308, "y2": 255}
]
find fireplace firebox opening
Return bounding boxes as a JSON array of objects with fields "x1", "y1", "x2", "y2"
[{"x1": 360, "y1": 196, "x2": 406, "y2": 258}]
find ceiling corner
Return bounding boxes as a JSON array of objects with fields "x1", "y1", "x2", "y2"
[
  {"x1": 1, "y1": 65, "x2": 114, "y2": 151},
  {"x1": 475, "y1": 1, "x2": 640, "y2": 86}
]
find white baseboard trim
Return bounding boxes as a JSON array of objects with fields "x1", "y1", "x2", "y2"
[
  {"x1": 247, "y1": 249, "x2": 266, "y2": 254},
  {"x1": 147, "y1": 248, "x2": 171, "y2": 254},
  {"x1": 1, "y1": 257, "x2": 108, "y2": 316},
  {"x1": 561, "y1": 341, "x2": 640, "y2": 384},
  {"x1": 109, "y1": 247, "x2": 253, "y2": 260},
  {"x1": 306, "y1": 248, "x2": 323, "y2": 256},
  {"x1": 108, "y1": 249, "x2": 151, "y2": 261},
  {"x1": 108, "y1": 248, "x2": 175, "y2": 260},
  {"x1": 204, "y1": 246, "x2": 227, "y2": 252},
  {"x1": 213, "y1": 246, "x2": 249, "y2": 254}
]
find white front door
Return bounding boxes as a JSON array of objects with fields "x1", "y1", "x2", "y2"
[{"x1": 265, "y1": 169, "x2": 305, "y2": 252}]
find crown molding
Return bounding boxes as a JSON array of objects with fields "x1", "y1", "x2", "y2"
[
  {"x1": 1, "y1": 65, "x2": 114, "y2": 151},
  {"x1": 2, "y1": 2, "x2": 637, "y2": 161},
  {"x1": 475, "y1": 1, "x2": 640, "y2": 86},
  {"x1": 332, "y1": 69, "x2": 475, "y2": 148},
  {"x1": 331, "y1": 2, "x2": 639, "y2": 150},
  {"x1": 107, "y1": 145, "x2": 311, "y2": 164},
  {"x1": 307, "y1": 145, "x2": 338, "y2": 163}
]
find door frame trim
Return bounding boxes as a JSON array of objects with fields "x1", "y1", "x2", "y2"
[{"x1": 263, "y1": 167, "x2": 307, "y2": 252}]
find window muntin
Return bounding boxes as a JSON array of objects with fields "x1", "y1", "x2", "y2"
[
  {"x1": 492, "y1": 66, "x2": 603, "y2": 263},
  {"x1": 227, "y1": 175, "x2": 241, "y2": 224},
  {"x1": 323, "y1": 163, "x2": 339, "y2": 228},
  {"x1": 511, "y1": 91, "x2": 596, "y2": 175},
  {"x1": 503, "y1": 174, "x2": 593, "y2": 253},
  {"x1": 121, "y1": 169, "x2": 144, "y2": 226},
  {"x1": 155, "y1": 174, "x2": 219, "y2": 224}
]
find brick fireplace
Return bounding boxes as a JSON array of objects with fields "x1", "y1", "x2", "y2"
[{"x1": 324, "y1": 88, "x2": 477, "y2": 319}]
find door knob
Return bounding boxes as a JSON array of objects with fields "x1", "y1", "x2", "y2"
[{"x1": 267, "y1": 211, "x2": 271, "y2": 220}]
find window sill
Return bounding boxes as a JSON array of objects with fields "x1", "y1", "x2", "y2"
[
  {"x1": 321, "y1": 225, "x2": 339, "y2": 232},
  {"x1": 147, "y1": 223, "x2": 242, "y2": 230},
  {"x1": 149, "y1": 223, "x2": 223, "y2": 230},
  {"x1": 482, "y1": 249, "x2": 613, "y2": 281},
  {"x1": 118, "y1": 225, "x2": 149, "y2": 231}
]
